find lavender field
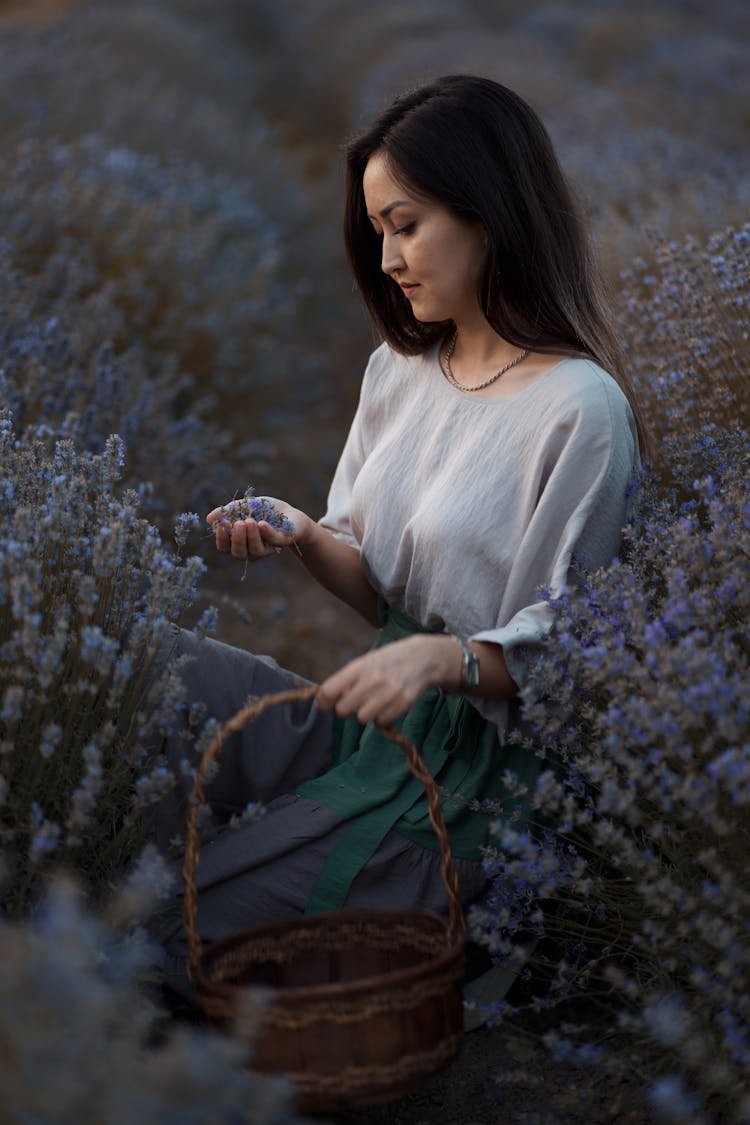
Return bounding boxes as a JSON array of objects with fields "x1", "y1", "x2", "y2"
[{"x1": 0, "y1": 1, "x2": 748, "y2": 1122}]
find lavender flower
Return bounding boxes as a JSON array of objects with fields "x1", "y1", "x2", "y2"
[{"x1": 215, "y1": 487, "x2": 296, "y2": 537}]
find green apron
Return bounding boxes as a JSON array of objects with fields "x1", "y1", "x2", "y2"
[{"x1": 298, "y1": 606, "x2": 542, "y2": 914}]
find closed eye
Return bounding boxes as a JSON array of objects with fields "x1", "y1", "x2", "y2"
[{"x1": 393, "y1": 221, "x2": 416, "y2": 236}]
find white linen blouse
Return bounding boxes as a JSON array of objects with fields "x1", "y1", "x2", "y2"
[{"x1": 320, "y1": 341, "x2": 639, "y2": 731}]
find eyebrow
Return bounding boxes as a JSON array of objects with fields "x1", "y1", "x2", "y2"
[{"x1": 367, "y1": 199, "x2": 412, "y2": 220}]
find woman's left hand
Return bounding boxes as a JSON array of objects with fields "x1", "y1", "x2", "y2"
[{"x1": 317, "y1": 635, "x2": 462, "y2": 726}]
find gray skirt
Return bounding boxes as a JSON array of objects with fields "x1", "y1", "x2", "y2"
[{"x1": 151, "y1": 629, "x2": 488, "y2": 998}]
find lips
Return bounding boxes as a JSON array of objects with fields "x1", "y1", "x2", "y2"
[{"x1": 399, "y1": 282, "x2": 419, "y2": 298}]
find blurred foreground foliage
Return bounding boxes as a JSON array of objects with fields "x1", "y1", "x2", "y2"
[{"x1": 0, "y1": 873, "x2": 308, "y2": 1124}]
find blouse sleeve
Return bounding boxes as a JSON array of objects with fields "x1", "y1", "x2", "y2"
[
  {"x1": 317, "y1": 427, "x2": 365, "y2": 549},
  {"x1": 317, "y1": 346, "x2": 386, "y2": 548},
  {"x1": 470, "y1": 366, "x2": 639, "y2": 692}
]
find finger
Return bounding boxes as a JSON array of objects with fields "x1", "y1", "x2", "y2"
[
  {"x1": 317, "y1": 662, "x2": 362, "y2": 712},
  {"x1": 330, "y1": 676, "x2": 393, "y2": 722},
  {"x1": 319, "y1": 657, "x2": 389, "y2": 714},
  {"x1": 255, "y1": 520, "x2": 292, "y2": 550},
  {"x1": 229, "y1": 520, "x2": 258, "y2": 559},
  {"x1": 206, "y1": 507, "x2": 225, "y2": 526},
  {"x1": 214, "y1": 519, "x2": 232, "y2": 552},
  {"x1": 317, "y1": 674, "x2": 345, "y2": 712},
  {"x1": 238, "y1": 520, "x2": 285, "y2": 560},
  {"x1": 243, "y1": 521, "x2": 270, "y2": 559},
  {"x1": 356, "y1": 690, "x2": 411, "y2": 726},
  {"x1": 352, "y1": 695, "x2": 387, "y2": 724}
]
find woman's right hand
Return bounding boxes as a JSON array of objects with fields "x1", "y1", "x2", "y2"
[{"x1": 206, "y1": 497, "x2": 315, "y2": 562}]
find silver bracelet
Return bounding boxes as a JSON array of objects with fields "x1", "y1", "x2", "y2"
[{"x1": 453, "y1": 636, "x2": 480, "y2": 690}]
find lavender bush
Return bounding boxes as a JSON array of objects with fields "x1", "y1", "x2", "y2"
[
  {"x1": 0, "y1": 1, "x2": 321, "y2": 521},
  {"x1": 470, "y1": 225, "x2": 750, "y2": 1124},
  {"x1": 0, "y1": 411, "x2": 215, "y2": 917},
  {"x1": 0, "y1": 133, "x2": 290, "y2": 403},
  {"x1": 620, "y1": 223, "x2": 750, "y2": 479},
  {"x1": 0, "y1": 871, "x2": 307, "y2": 1125},
  {"x1": 0, "y1": 123, "x2": 296, "y2": 520},
  {"x1": 0, "y1": 242, "x2": 242, "y2": 524}
]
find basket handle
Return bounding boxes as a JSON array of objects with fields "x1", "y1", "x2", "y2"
[{"x1": 183, "y1": 685, "x2": 466, "y2": 985}]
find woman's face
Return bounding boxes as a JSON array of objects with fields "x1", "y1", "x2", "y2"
[{"x1": 362, "y1": 151, "x2": 487, "y2": 327}]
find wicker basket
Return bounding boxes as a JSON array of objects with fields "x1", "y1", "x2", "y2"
[{"x1": 183, "y1": 686, "x2": 467, "y2": 1113}]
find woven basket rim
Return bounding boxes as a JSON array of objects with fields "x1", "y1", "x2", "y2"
[{"x1": 196, "y1": 905, "x2": 466, "y2": 1006}]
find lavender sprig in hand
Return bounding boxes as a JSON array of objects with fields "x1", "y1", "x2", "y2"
[
  {"x1": 211, "y1": 488, "x2": 302, "y2": 571},
  {"x1": 217, "y1": 488, "x2": 297, "y2": 536}
]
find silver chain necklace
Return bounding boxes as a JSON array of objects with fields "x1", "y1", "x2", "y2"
[{"x1": 440, "y1": 330, "x2": 528, "y2": 393}]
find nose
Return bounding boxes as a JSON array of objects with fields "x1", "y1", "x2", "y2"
[{"x1": 380, "y1": 231, "x2": 406, "y2": 276}]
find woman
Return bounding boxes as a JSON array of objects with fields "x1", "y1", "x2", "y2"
[{"x1": 154, "y1": 75, "x2": 642, "y2": 994}]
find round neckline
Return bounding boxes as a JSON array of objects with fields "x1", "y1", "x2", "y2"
[{"x1": 427, "y1": 342, "x2": 573, "y2": 406}]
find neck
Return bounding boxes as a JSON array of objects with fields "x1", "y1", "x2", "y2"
[{"x1": 450, "y1": 321, "x2": 521, "y2": 370}]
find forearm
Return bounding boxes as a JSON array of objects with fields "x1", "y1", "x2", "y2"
[
  {"x1": 413, "y1": 634, "x2": 519, "y2": 701},
  {"x1": 294, "y1": 522, "x2": 380, "y2": 627},
  {"x1": 291, "y1": 522, "x2": 517, "y2": 693},
  {"x1": 318, "y1": 632, "x2": 518, "y2": 725},
  {"x1": 207, "y1": 499, "x2": 379, "y2": 627}
]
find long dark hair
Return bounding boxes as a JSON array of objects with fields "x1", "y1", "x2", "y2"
[{"x1": 344, "y1": 74, "x2": 648, "y2": 453}]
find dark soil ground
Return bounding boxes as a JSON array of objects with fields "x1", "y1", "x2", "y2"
[
  {"x1": 333, "y1": 1018, "x2": 653, "y2": 1125},
  {"x1": 164, "y1": 987, "x2": 654, "y2": 1125}
]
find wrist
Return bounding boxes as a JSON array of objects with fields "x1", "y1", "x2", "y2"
[
  {"x1": 410, "y1": 634, "x2": 465, "y2": 693},
  {"x1": 292, "y1": 512, "x2": 319, "y2": 549},
  {"x1": 453, "y1": 635, "x2": 480, "y2": 691}
]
